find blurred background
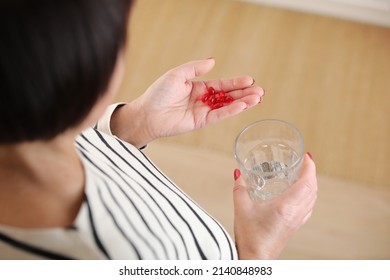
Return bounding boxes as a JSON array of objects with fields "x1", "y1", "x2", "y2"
[{"x1": 115, "y1": 0, "x2": 390, "y2": 259}]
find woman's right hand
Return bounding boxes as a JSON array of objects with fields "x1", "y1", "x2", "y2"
[{"x1": 233, "y1": 153, "x2": 318, "y2": 259}]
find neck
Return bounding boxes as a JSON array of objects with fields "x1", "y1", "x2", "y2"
[
  {"x1": 0, "y1": 131, "x2": 85, "y2": 228},
  {"x1": 0, "y1": 132, "x2": 82, "y2": 190}
]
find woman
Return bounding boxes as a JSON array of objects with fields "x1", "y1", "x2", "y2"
[{"x1": 0, "y1": 0, "x2": 317, "y2": 259}]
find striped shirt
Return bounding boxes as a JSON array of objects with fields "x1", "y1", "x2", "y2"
[{"x1": 0, "y1": 105, "x2": 237, "y2": 260}]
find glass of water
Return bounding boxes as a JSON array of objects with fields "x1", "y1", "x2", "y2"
[{"x1": 234, "y1": 119, "x2": 304, "y2": 201}]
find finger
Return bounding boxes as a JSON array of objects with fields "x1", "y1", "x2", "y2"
[
  {"x1": 300, "y1": 154, "x2": 318, "y2": 196},
  {"x1": 171, "y1": 58, "x2": 216, "y2": 81},
  {"x1": 299, "y1": 153, "x2": 317, "y2": 182},
  {"x1": 205, "y1": 102, "x2": 248, "y2": 125},
  {"x1": 301, "y1": 210, "x2": 313, "y2": 225},
  {"x1": 205, "y1": 75, "x2": 256, "y2": 92},
  {"x1": 282, "y1": 154, "x2": 317, "y2": 201},
  {"x1": 227, "y1": 86, "x2": 264, "y2": 100},
  {"x1": 301, "y1": 190, "x2": 317, "y2": 224},
  {"x1": 233, "y1": 169, "x2": 253, "y2": 215},
  {"x1": 231, "y1": 89, "x2": 264, "y2": 108}
]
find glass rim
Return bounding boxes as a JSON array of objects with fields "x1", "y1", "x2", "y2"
[{"x1": 233, "y1": 119, "x2": 305, "y2": 173}]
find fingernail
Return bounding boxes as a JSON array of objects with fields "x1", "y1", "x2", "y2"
[
  {"x1": 207, "y1": 57, "x2": 214, "y2": 60},
  {"x1": 258, "y1": 96, "x2": 263, "y2": 104},
  {"x1": 263, "y1": 89, "x2": 266, "y2": 96},
  {"x1": 251, "y1": 78, "x2": 255, "y2": 85},
  {"x1": 234, "y1": 169, "x2": 241, "y2": 181},
  {"x1": 307, "y1": 152, "x2": 313, "y2": 160}
]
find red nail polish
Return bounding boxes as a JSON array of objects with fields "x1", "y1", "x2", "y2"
[
  {"x1": 307, "y1": 152, "x2": 313, "y2": 160},
  {"x1": 234, "y1": 169, "x2": 241, "y2": 181}
]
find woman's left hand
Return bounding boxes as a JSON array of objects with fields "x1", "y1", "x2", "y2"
[{"x1": 112, "y1": 58, "x2": 265, "y2": 147}]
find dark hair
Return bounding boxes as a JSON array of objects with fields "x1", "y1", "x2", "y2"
[{"x1": 0, "y1": 0, "x2": 133, "y2": 143}]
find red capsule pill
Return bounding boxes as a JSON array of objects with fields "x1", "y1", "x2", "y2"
[
  {"x1": 201, "y1": 95, "x2": 210, "y2": 102},
  {"x1": 211, "y1": 103, "x2": 224, "y2": 110},
  {"x1": 224, "y1": 96, "x2": 234, "y2": 103},
  {"x1": 200, "y1": 87, "x2": 235, "y2": 110}
]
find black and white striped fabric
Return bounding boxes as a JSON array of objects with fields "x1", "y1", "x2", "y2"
[{"x1": 0, "y1": 127, "x2": 237, "y2": 259}]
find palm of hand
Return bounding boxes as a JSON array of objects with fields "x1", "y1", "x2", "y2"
[{"x1": 136, "y1": 59, "x2": 264, "y2": 139}]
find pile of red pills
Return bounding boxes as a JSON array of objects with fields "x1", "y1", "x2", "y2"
[{"x1": 200, "y1": 87, "x2": 234, "y2": 110}]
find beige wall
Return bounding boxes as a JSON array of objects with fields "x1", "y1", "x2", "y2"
[{"x1": 116, "y1": 0, "x2": 390, "y2": 187}]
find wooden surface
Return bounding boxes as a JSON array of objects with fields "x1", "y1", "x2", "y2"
[{"x1": 117, "y1": 0, "x2": 390, "y2": 187}]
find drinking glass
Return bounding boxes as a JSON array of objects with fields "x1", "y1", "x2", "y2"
[{"x1": 234, "y1": 119, "x2": 304, "y2": 201}]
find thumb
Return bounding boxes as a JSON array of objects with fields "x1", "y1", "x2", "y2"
[
  {"x1": 282, "y1": 153, "x2": 317, "y2": 201},
  {"x1": 233, "y1": 169, "x2": 253, "y2": 214},
  {"x1": 172, "y1": 58, "x2": 216, "y2": 81}
]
